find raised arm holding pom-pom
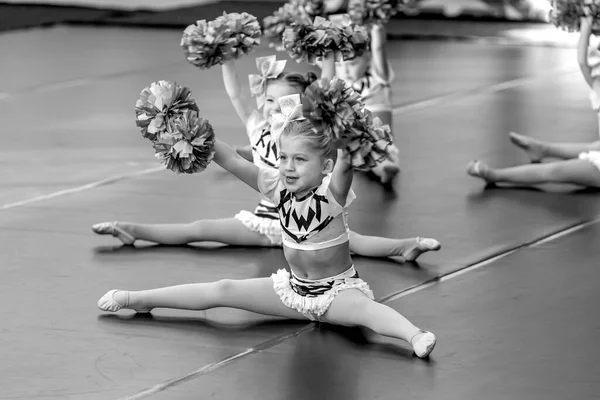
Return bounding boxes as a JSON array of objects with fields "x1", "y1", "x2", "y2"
[{"x1": 97, "y1": 94, "x2": 438, "y2": 360}]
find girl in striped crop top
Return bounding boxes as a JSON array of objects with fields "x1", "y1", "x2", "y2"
[
  {"x1": 91, "y1": 55, "x2": 440, "y2": 263},
  {"x1": 98, "y1": 92, "x2": 437, "y2": 359}
]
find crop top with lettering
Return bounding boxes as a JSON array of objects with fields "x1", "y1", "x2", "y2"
[
  {"x1": 257, "y1": 167, "x2": 356, "y2": 250},
  {"x1": 245, "y1": 110, "x2": 280, "y2": 219}
]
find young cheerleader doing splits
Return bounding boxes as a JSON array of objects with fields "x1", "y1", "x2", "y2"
[
  {"x1": 97, "y1": 93, "x2": 437, "y2": 358},
  {"x1": 92, "y1": 55, "x2": 440, "y2": 262},
  {"x1": 467, "y1": 16, "x2": 600, "y2": 189}
]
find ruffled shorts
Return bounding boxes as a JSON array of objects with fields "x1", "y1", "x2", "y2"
[
  {"x1": 235, "y1": 210, "x2": 282, "y2": 246},
  {"x1": 271, "y1": 266, "x2": 374, "y2": 322}
]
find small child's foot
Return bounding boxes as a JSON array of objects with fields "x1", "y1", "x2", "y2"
[
  {"x1": 466, "y1": 160, "x2": 494, "y2": 184},
  {"x1": 92, "y1": 222, "x2": 135, "y2": 245},
  {"x1": 97, "y1": 289, "x2": 152, "y2": 313},
  {"x1": 410, "y1": 330, "x2": 437, "y2": 358},
  {"x1": 402, "y1": 237, "x2": 441, "y2": 262},
  {"x1": 508, "y1": 131, "x2": 544, "y2": 163}
]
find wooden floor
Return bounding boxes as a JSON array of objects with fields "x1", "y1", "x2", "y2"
[{"x1": 1, "y1": 23, "x2": 599, "y2": 400}]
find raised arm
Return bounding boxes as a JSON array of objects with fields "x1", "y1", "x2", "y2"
[
  {"x1": 370, "y1": 23, "x2": 390, "y2": 81},
  {"x1": 320, "y1": 52, "x2": 336, "y2": 81},
  {"x1": 222, "y1": 60, "x2": 256, "y2": 126},
  {"x1": 213, "y1": 139, "x2": 260, "y2": 192},
  {"x1": 328, "y1": 149, "x2": 354, "y2": 206},
  {"x1": 578, "y1": 16, "x2": 594, "y2": 88}
]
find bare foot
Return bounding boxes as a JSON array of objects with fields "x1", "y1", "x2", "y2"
[
  {"x1": 92, "y1": 222, "x2": 135, "y2": 245},
  {"x1": 466, "y1": 160, "x2": 495, "y2": 184},
  {"x1": 508, "y1": 132, "x2": 544, "y2": 163},
  {"x1": 402, "y1": 237, "x2": 441, "y2": 262}
]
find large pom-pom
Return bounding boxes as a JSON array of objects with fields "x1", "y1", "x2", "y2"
[
  {"x1": 263, "y1": 2, "x2": 312, "y2": 51},
  {"x1": 329, "y1": 14, "x2": 370, "y2": 61},
  {"x1": 341, "y1": 109, "x2": 395, "y2": 170},
  {"x1": 153, "y1": 109, "x2": 216, "y2": 174},
  {"x1": 549, "y1": 0, "x2": 600, "y2": 33},
  {"x1": 223, "y1": 12, "x2": 262, "y2": 59},
  {"x1": 303, "y1": 77, "x2": 364, "y2": 141},
  {"x1": 181, "y1": 12, "x2": 261, "y2": 70},
  {"x1": 135, "y1": 80, "x2": 199, "y2": 141},
  {"x1": 283, "y1": 16, "x2": 369, "y2": 64},
  {"x1": 348, "y1": 0, "x2": 399, "y2": 25}
]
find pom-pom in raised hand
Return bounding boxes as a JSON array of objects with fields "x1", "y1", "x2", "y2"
[
  {"x1": 181, "y1": 12, "x2": 261, "y2": 70},
  {"x1": 348, "y1": 0, "x2": 399, "y2": 25},
  {"x1": 135, "y1": 80, "x2": 199, "y2": 141},
  {"x1": 549, "y1": 0, "x2": 600, "y2": 33},
  {"x1": 153, "y1": 109, "x2": 216, "y2": 174},
  {"x1": 263, "y1": 2, "x2": 312, "y2": 51},
  {"x1": 342, "y1": 109, "x2": 395, "y2": 170},
  {"x1": 283, "y1": 15, "x2": 369, "y2": 64},
  {"x1": 303, "y1": 77, "x2": 364, "y2": 142}
]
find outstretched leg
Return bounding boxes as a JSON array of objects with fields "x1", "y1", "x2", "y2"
[
  {"x1": 92, "y1": 218, "x2": 273, "y2": 247},
  {"x1": 324, "y1": 290, "x2": 436, "y2": 358},
  {"x1": 348, "y1": 231, "x2": 440, "y2": 262},
  {"x1": 467, "y1": 159, "x2": 600, "y2": 187},
  {"x1": 98, "y1": 277, "x2": 308, "y2": 320},
  {"x1": 509, "y1": 132, "x2": 600, "y2": 162}
]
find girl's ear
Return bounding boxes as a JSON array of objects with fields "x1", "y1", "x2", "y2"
[{"x1": 322, "y1": 158, "x2": 334, "y2": 175}]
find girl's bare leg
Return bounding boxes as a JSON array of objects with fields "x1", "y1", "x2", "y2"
[
  {"x1": 92, "y1": 218, "x2": 273, "y2": 247},
  {"x1": 467, "y1": 159, "x2": 600, "y2": 187},
  {"x1": 98, "y1": 277, "x2": 308, "y2": 320},
  {"x1": 509, "y1": 132, "x2": 600, "y2": 162},
  {"x1": 348, "y1": 231, "x2": 440, "y2": 262},
  {"x1": 324, "y1": 290, "x2": 436, "y2": 358}
]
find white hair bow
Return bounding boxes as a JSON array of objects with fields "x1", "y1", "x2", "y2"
[
  {"x1": 270, "y1": 94, "x2": 305, "y2": 140},
  {"x1": 248, "y1": 55, "x2": 287, "y2": 109}
]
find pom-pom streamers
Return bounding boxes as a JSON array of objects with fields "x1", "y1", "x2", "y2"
[
  {"x1": 329, "y1": 14, "x2": 369, "y2": 61},
  {"x1": 549, "y1": 0, "x2": 600, "y2": 33},
  {"x1": 341, "y1": 109, "x2": 395, "y2": 170},
  {"x1": 348, "y1": 0, "x2": 399, "y2": 25},
  {"x1": 135, "y1": 80, "x2": 199, "y2": 141},
  {"x1": 283, "y1": 15, "x2": 369, "y2": 64},
  {"x1": 263, "y1": 2, "x2": 312, "y2": 51},
  {"x1": 181, "y1": 12, "x2": 261, "y2": 69},
  {"x1": 153, "y1": 110, "x2": 216, "y2": 174},
  {"x1": 303, "y1": 77, "x2": 364, "y2": 142}
]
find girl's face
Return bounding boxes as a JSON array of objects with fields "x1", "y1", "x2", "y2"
[
  {"x1": 263, "y1": 80, "x2": 303, "y2": 121},
  {"x1": 335, "y1": 53, "x2": 371, "y2": 84},
  {"x1": 278, "y1": 135, "x2": 333, "y2": 198}
]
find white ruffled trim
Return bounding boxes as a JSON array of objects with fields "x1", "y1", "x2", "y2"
[
  {"x1": 271, "y1": 269, "x2": 374, "y2": 321},
  {"x1": 579, "y1": 151, "x2": 600, "y2": 172},
  {"x1": 234, "y1": 210, "x2": 282, "y2": 245}
]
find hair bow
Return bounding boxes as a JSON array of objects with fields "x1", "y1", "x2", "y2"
[
  {"x1": 248, "y1": 55, "x2": 287, "y2": 109},
  {"x1": 270, "y1": 94, "x2": 306, "y2": 140}
]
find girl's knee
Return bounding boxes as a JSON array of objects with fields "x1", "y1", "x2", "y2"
[{"x1": 214, "y1": 278, "x2": 236, "y2": 297}]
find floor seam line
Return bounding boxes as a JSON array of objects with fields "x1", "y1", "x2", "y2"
[{"x1": 380, "y1": 216, "x2": 600, "y2": 304}]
